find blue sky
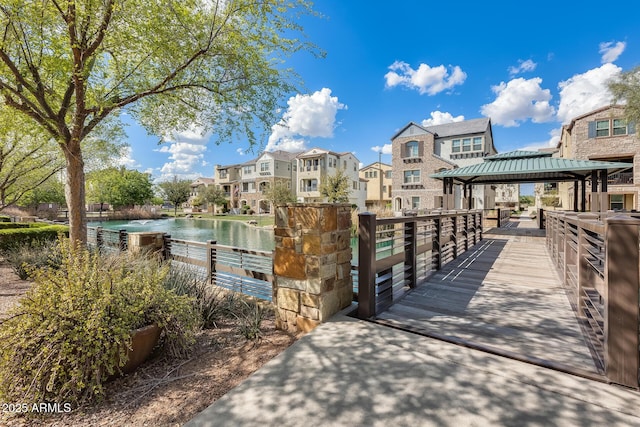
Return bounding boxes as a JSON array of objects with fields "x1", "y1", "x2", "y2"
[{"x1": 120, "y1": 0, "x2": 640, "y2": 186}]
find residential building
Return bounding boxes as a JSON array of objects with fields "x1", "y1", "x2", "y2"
[
  {"x1": 495, "y1": 184, "x2": 520, "y2": 210},
  {"x1": 188, "y1": 177, "x2": 216, "y2": 209},
  {"x1": 557, "y1": 105, "x2": 638, "y2": 211},
  {"x1": 391, "y1": 118, "x2": 498, "y2": 211},
  {"x1": 214, "y1": 163, "x2": 242, "y2": 209},
  {"x1": 238, "y1": 150, "x2": 299, "y2": 213},
  {"x1": 295, "y1": 148, "x2": 366, "y2": 209},
  {"x1": 359, "y1": 161, "x2": 392, "y2": 209},
  {"x1": 214, "y1": 147, "x2": 366, "y2": 213}
]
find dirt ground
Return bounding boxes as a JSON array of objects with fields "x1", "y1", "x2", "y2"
[{"x1": 0, "y1": 259, "x2": 299, "y2": 427}]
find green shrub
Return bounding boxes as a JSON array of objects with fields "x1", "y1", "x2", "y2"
[
  {"x1": 0, "y1": 224, "x2": 68, "y2": 250},
  {"x1": 235, "y1": 300, "x2": 269, "y2": 340},
  {"x1": 163, "y1": 265, "x2": 238, "y2": 329},
  {"x1": 0, "y1": 239, "x2": 200, "y2": 405},
  {"x1": 3, "y1": 240, "x2": 61, "y2": 280},
  {"x1": 0, "y1": 215, "x2": 9, "y2": 222}
]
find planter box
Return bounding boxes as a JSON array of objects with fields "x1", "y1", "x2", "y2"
[{"x1": 120, "y1": 324, "x2": 161, "y2": 374}]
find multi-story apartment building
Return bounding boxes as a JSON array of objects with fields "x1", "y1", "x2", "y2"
[
  {"x1": 557, "y1": 105, "x2": 638, "y2": 211},
  {"x1": 214, "y1": 162, "x2": 242, "y2": 209},
  {"x1": 188, "y1": 177, "x2": 216, "y2": 210},
  {"x1": 295, "y1": 148, "x2": 366, "y2": 209},
  {"x1": 495, "y1": 183, "x2": 520, "y2": 210},
  {"x1": 214, "y1": 148, "x2": 367, "y2": 212},
  {"x1": 237, "y1": 150, "x2": 299, "y2": 213},
  {"x1": 359, "y1": 162, "x2": 392, "y2": 209},
  {"x1": 391, "y1": 118, "x2": 498, "y2": 211}
]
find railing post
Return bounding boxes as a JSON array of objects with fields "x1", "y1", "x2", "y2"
[
  {"x1": 96, "y1": 226, "x2": 103, "y2": 251},
  {"x1": 358, "y1": 213, "x2": 377, "y2": 319},
  {"x1": 119, "y1": 229, "x2": 128, "y2": 252},
  {"x1": 405, "y1": 218, "x2": 417, "y2": 289},
  {"x1": 432, "y1": 216, "x2": 442, "y2": 271},
  {"x1": 539, "y1": 208, "x2": 545, "y2": 229},
  {"x1": 162, "y1": 234, "x2": 172, "y2": 261},
  {"x1": 576, "y1": 213, "x2": 599, "y2": 317},
  {"x1": 452, "y1": 213, "x2": 458, "y2": 259},
  {"x1": 207, "y1": 240, "x2": 217, "y2": 286},
  {"x1": 604, "y1": 216, "x2": 640, "y2": 388}
]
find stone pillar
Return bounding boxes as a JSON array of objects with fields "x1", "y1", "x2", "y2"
[
  {"x1": 128, "y1": 232, "x2": 165, "y2": 254},
  {"x1": 273, "y1": 203, "x2": 353, "y2": 333}
]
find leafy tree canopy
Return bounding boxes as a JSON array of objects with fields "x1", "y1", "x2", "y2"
[
  {"x1": 158, "y1": 178, "x2": 192, "y2": 216},
  {"x1": 320, "y1": 169, "x2": 350, "y2": 203},
  {"x1": 0, "y1": 0, "x2": 318, "y2": 242},
  {"x1": 263, "y1": 181, "x2": 296, "y2": 206},
  {"x1": 609, "y1": 66, "x2": 640, "y2": 124},
  {"x1": 87, "y1": 167, "x2": 154, "y2": 209}
]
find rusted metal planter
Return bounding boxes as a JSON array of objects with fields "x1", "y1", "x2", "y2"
[{"x1": 120, "y1": 324, "x2": 161, "y2": 374}]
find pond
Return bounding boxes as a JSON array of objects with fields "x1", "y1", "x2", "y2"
[{"x1": 90, "y1": 218, "x2": 275, "y2": 251}]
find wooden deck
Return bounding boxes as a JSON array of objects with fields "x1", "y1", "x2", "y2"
[{"x1": 375, "y1": 217, "x2": 601, "y2": 375}]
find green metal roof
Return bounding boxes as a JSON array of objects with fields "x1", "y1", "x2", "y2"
[
  {"x1": 484, "y1": 150, "x2": 552, "y2": 160},
  {"x1": 430, "y1": 151, "x2": 632, "y2": 184}
]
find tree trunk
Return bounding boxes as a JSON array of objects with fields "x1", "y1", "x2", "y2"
[{"x1": 63, "y1": 144, "x2": 87, "y2": 245}]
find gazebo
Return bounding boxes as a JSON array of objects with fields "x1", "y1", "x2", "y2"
[{"x1": 430, "y1": 150, "x2": 632, "y2": 212}]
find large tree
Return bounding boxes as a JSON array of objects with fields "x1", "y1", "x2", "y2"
[
  {"x1": 201, "y1": 185, "x2": 228, "y2": 215},
  {"x1": 87, "y1": 167, "x2": 154, "y2": 210},
  {"x1": 158, "y1": 178, "x2": 192, "y2": 217},
  {"x1": 263, "y1": 181, "x2": 296, "y2": 207},
  {"x1": 609, "y1": 66, "x2": 640, "y2": 124},
  {"x1": 0, "y1": 0, "x2": 316, "y2": 243}
]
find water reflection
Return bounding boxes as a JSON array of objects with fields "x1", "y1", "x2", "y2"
[{"x1": 90, "y1": 218, "x2": 275, "y2": 251}]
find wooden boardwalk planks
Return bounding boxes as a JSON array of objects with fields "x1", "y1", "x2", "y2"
[{"x1": 375, "y1": 218, "x2": 600, "y2": 374}]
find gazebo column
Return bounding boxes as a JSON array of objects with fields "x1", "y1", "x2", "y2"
[
  {"x1": 591, "y1": 170, "x2": 599, "y2": 212},
  {"x1": 599, "y1": 169, "x2": 609, "y2": 212},
  {"x1": 581, "y1": 178, "x2": 586, "y2": 212},
  {"x1": 468, "y1": 185, "x2": 473, "y2": 209},
  {"x1": 573, "y1": 180, "x2": 579, "y2": 212}
]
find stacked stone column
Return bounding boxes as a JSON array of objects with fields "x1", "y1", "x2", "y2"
[{"x1": 273, "y1": 203, "x2": 353, "y2": 333}]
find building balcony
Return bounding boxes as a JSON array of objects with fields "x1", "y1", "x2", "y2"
[{"x1": 608, "y1": 171, "x2": 634, "y2": 185}]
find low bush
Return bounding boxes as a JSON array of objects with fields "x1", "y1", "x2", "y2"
[
  {"x1": 0, "y1": 224, "x2": 68, "y2": 250},
  {"x1": 235, "y1": 300, "x2": 269, "y2": 340},
  {"x1": 163, "y1": 265, "x2": 239, "y2": 329},
  {"x1": 0, "y1": 215, "x2": 9, "y2": 222},
  {"x1": 2, "y1": 240, "x2": 61, "y2": 280},
  {"x1": 0, "y1": 239, "x2": 200, "y2": 405}
]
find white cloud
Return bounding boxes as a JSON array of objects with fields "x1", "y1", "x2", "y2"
[
  {"x1": 371, "y1": 144, "x2": 392, "y2": 155},
  {"x1": 517, "y1": 128, "x2": 561, "y2": 151},
  {"x1": 556, "y1": 63, "x2": 621, "y2": 124},
  {"x1": 116, "y1": 146, "x2": 140, "y2": 168},
  {"x1": 266, "y1": 88, "x2": 346, "y2": 152},
  {"x1": 508, "y1": 59, "x2": 537, "y2": 76},
  {"x1": 421, "y1": 111, "x2": 465, "y2": 127},
  {"x1": 157, "y1": 126, "x2": 210, "y2": 180},
  {"x1": 599, "y1": 41, "x2": 626, "y2": 64},
  {"x1": 480, "y1": 77, "x2": 555, "y2": 127},
  {"x1": 236, "y1": 148, "x2": 245, "y2": 156},
  {"x1": 384, "y1": 61, "x2": 467, "y2": 95}
]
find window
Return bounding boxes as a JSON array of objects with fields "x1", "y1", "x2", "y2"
[
  {"x1": 385, "y1": 171, "x2": 392, "y2": 179},
  {"x1": 300, "y1": 179, "x2": 317, "y2": 192},
  {"x1": 452, "y1": 139, "x2": 461, "y2": 153},
  {"x1": 610, "y1": 194, "x2": 624, "y2": 210},
  {"x1": 473, "y1": 137, "x2": 482, "y2": 151},
  {"x1": 613, "y1": 119, "x2": 627, "y2": 135},
  {"x1": 404, "y1": 170, "x2": 420, "y2": 184},
  {"x1": 260, "y1": 162, "x2": 270, "y2": 172},
  {"x1": 462, "y1": 138, "x2": 471, "y2": 152},
  {"x1": 373, "y1": 171, "x2": 377, "y2": 178},
  {"x1": 382, "y1": 185, "x2": 387, "y2": 193},
  {"x1": 411, "y1": 197, "x2": 420, "y2": 209},
  {"x1": 405, "y1": 141, "x2": 419, "y2": 157},
  {"x1": 343, "y1": 160, "x2": 347, "y2": 169},
  {"x1": 353, "y1": 181, "x2": 357, "y2": 190},
  {"x1": 596, "y1": 120, "x2": 610, "y2": 137},
  {"x1": 243, "y1": 166, "x2": 253, "y2": 174}
]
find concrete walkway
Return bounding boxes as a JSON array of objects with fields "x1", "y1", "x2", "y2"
[{"x1": 186, "y1": 310, "x2": 640, "y2": 427}]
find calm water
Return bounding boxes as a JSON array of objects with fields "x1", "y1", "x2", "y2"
[{"x1": 90, "y1": 218, "x2": 275, "y2": 251}]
